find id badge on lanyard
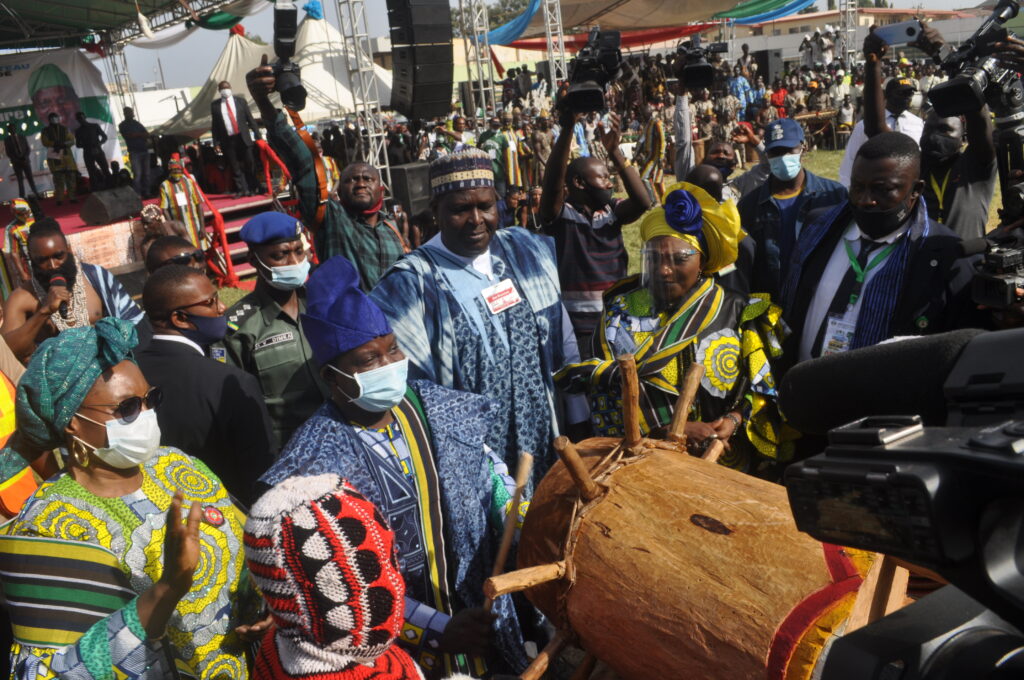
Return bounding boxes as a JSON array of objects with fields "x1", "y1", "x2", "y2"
[{"x1": 481, "y1": 278, "x2": 522, "y2": 314}]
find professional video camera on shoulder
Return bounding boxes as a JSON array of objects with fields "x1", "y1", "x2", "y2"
[
  {"x1": 273, "y1": 0, "x2": 307, "y2": 111},
  {"x1": 674, "y1": 35, "x2": 729, "y2": 91},
  {"x1": 929, "y1": 0, "x2": 1023, "y2": 117},
  {"x1": 781, "y1": 329, "x2": 1024, "y2": 678},
  {"x1": 564, "y1": 27, "x2": 622, "y2": 113}
]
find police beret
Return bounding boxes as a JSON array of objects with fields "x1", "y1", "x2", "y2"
[{"x1": 240, "y1": 211, "x2": 303, "y2": 245}]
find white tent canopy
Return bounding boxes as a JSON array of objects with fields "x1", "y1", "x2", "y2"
[
  {"x1": 523, "y1": 0, "x2": 738, "y2": 37},
  {"x1": 155, "y1": 17, "x2": 392, "y2": 138}
]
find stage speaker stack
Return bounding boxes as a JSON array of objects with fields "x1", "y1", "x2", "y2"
[
  {"x1": 458, "y1": 80, "x2": 485, "y2": 115},
  {"x1": 389, "y1": 162, "x2": 431, "y2": 217},
  {"x1": 79, "y1": 186, "x2": 143, "y2": 226},
  {"x1": 388, "y1": 0, "x2": 454, "y2": 120}
]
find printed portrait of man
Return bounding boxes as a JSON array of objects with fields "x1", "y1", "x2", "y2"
[{"x1": 28, "y1": 63, "x2": 82, "y2": 131}]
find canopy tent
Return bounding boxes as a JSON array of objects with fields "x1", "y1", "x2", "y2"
[
  {"x1": 507, "y1": 24, "x2": 717, "y2": 51},
  {"x1": 0, "y1": 0, "x2": 246, "y2": 49},
  {"x1": 519, "y1": 0, "x2": 739, "y2": 38},
  {"x1": 155, "y1": 16, "x2": 392, "y2": 138}
]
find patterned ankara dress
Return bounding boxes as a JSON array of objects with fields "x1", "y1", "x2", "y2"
[
  {"x1": 2, "y1": 448, "x2": 258, "y2": 680},
  {"x1": 557, "y1": 275, "x2": 799, "y2": 473}
]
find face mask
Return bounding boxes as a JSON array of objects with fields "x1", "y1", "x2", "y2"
[
  {"x1": 169, "y1": 173, "x2": 182, "y2": 183},
  {"x1": 921, "y1": 134, "x2": 961, "y2": 164},
  {"x1": 74, "y1": 409, "x2": 161, "y2": 469},
  {"x1": 328, "y1": 359, "x2": 409, "y2": 412},
  {"x1": 707, "y1": 158, "x2": 735, "y2": 179},
  {"x1": 769, "y1": 153, "x2": 802, "y2": 181},
  {"x1": 586, "y1": 184, "x2": 614, "y2": 209},
  {"x1": 258, "y1": 255, "x2": 310, "y2": 290},
  {"x1": 886, "y1": 94, "x2": 912, "y2": 115},
  {"x1": 220, "y1": 88, "x2": 232, "y2": 99},
  {"x1": 181, "y1": 313, "x2": 228, "y2": 347},
  {"x1": 851, "y1": 198, "x2": 913, "y2": 239}
]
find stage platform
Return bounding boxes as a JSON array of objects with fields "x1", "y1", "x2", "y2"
[{"x1": 38, "y1": 192, "x2": 274, "y2": 285}]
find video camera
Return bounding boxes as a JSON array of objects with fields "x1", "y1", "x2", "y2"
[
  {"x1": 783, "y1": 328, "x2": 1024, "y2": 678},
  {"x1": 564, "y1": 28, "x2": 622, "y2": 113},
  {"x1": 675, "y1": 36, "x2": 729, "y2": 91},
  {"x1": 273, "y1": 0, "x2": 307, "y2": 111}
]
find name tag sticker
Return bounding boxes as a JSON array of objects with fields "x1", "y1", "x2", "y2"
[
  {"x1": 481, "y1": 278, "x2": 522, "y2": 315},
  {"x1": 174, "y1": 190, "x2": 187, "y2": 207},
  {"x1": 822, "y1": 315, "x2": 856, "y2": 357}
]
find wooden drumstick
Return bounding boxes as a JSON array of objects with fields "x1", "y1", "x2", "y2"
[
  {"x1": 484, "y1": 561, "x2": 567, "y2": 599},
  {"x1": 484, "y1": 451, "x2": 534, "y2": 613},
  {"x1": 519, "y1": 630, "x2": 570, "y2": 680},
  {"x1": 701, "y1": 438, "x2": 726, "y2": 464},
  {"x1": 554, "y1": 436, "x2": 601, "y2": 502},
  {"x1": 617, "y1": 354, "x2": 642, "y2": 450},
  {"x1": 667, "y1": 364, "x2": 705, "y2": 443}
]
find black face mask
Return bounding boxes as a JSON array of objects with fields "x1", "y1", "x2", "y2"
[
  {"x1": 34, "y1": 253, "x2": 77, "y2": 290},
  {"x1": 586, "y1": 183, "x2": 614, "y2": 209},
  {"x1": 851, "y1": 197, "x2": 915, "y2": 240},
  {"x1": 707, "y1": 158, "x2": 735, "y2": 179},
  {"x1": 921, "y1": 134, "x2": 961, "y2": 165},
  {"x1": 886, "y1": 93, "x2": 913, "y2": 116}
]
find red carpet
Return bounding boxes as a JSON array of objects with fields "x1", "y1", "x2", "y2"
[{"x1": 40, "y1": 192, "x2": 269, "y2": 235}]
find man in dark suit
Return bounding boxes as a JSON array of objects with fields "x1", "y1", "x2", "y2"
[
  {"x1": 210, "y1": 80, "x2": 261, "y2": 197},
  {"x1": 136, "y1": 264, "x2": 274, "y2": 506},
  {"x1": 778, "y1": 131, "x2": 980, "y2": 371}
]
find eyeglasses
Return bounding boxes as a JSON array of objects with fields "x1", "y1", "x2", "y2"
[
  {"x1": 79, "y1": 386, "x2": 163, "y2": 423},
  {"x1": 165, "y1": 250, "x2": 205, "y2": 267},
  {"x1": 176, "y1": 292, "x2": 220, "y2": 312}
]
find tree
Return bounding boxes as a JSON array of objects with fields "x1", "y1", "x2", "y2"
[
  {"x1": 450, "y1": 0, "x2": 530, "y2": 38},
  {"x1": 827, "y1": 0, "x2": 836, "y2": 9},
  {"x1": 798, "y1": 4, "x2": 820, "y2": 13}
]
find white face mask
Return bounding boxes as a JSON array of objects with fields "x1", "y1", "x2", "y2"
[
  {"x1": 74, "y1": 409, "x2": 162, "y2": 469},
  {"x1": 220, "y1": 88, "x2": 232, "y2": 99},
  {"x1": 328, "y1": 359, "x2": 409, "y2": 412}
]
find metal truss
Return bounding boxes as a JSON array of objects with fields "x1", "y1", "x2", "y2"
[
  {"x1": 335, "y1": 0, "x2": 391, "y2": 190},
  {"x1": 108, "y1": 46, "x2": 138, "y2": 113},
  {"x1": 465, "y1": 0, "x2": 497, "y2": 115},
  {"x1": 542, "y1": 0, "x2": 568, "y2": 83},
  {"x1": 837, "y1": 0, "x2": 858, "y2": 65}
]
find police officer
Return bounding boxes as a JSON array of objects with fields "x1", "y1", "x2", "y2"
[{"x1": 221, "y1": 212, "x2": 328, "y2": 449}]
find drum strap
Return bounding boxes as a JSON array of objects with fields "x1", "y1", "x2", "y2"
[{"x1": 285, "y1": 107, "x2": 328, "y2": 231}]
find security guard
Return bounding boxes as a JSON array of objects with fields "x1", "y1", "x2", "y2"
[{"x1": 221, "y1": 212, "x2": 328, "y2": 449}]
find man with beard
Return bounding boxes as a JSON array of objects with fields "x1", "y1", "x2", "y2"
[
  {"x1": 778, "y1": 132, "x2": 978, "y2": 368},
  {"x1": 540, "y1": 106, "x2": 652, "y2": 353},
  {"x1": 1, "y1": 219, "x2": 144, "y2": 362},
  {"x1": 838, "y1": 34, "x2": 924, "y2": 186},
  {"x1": 246, "y1": 55, "x2": 409, "y2": 290},
  {"x1": 859, "y1": 24, "x2": 996, "y2": 240}
]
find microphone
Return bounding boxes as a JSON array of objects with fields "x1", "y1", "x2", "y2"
[
  {"x1": 48, "y1": 273, "x2": 69, "y2": 319},
  {"x1": 778, "y1": 329, "x2": 985, "y2": 435}
]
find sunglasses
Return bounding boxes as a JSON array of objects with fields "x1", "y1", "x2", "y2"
[
  {"x1": 165, "y1": 251, "x2": 205, "y2": 266},
  {"x1": 79, "y1": 386, "x2": 163, "y2": 423}
]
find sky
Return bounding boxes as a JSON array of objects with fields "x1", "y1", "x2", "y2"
[{"x1": 122, "y1": 0, "x2": 974, "y2": 90}]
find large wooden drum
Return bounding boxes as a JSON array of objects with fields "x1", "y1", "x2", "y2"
[{"x1": 516, "y1": 437, "x2": 875, "y2": 680}]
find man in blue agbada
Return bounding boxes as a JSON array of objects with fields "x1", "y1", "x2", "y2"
[
  {"x1": 369, "y1": 149, "x2": 589, "y2": 483},
  {"x1": 260, "y1": 255, "x2": 534, "y2": 678}
]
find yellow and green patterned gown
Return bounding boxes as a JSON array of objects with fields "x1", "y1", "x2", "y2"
[
  {"x1": 2, "y1": 448, "x2": 256, "y2": 679},
  {"x1": 556, "y1": 275, "x2": 799, "y2": 473}
]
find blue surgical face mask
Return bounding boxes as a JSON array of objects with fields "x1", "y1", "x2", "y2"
[
  {"x1": 181, "y1": 313, "x2": 228, "y2": 347},
  {"x1": 257, "y1": 255, "x2": 310, "y2": 291},
  {"x1": 328, "y1": 358, "x2": 409, "y2": 412},
  {"x1": 769, "y1": 153, "x2": 802, "y2": 181}
]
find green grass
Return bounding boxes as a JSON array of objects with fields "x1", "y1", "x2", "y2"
[
  {"x1": 218, "y1": 287, "x2": 249, "y2": 308},
  {"x1": 622, "y1": 149, "x2": 1001, "y2": 275}
]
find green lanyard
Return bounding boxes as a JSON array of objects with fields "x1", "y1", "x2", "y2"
[{"x1": 843, "y1": 238, "x2": 897, "y2": 308}]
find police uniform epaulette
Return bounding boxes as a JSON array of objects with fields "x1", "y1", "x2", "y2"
[{"x1": 226, "y1": 301, "x2": 257, "y2": 331}]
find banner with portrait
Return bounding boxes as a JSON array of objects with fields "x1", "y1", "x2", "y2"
[{"x1": 0, "y1": 49, "x2": 123, "y2": 202}]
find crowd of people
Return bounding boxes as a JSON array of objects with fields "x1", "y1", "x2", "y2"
[{"x1": 0, "y1": 20, "x2": 1019, "y2": 680}]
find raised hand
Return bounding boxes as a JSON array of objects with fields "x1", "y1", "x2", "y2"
[{"x1": 160, "y1": 489, "x2": 203, "y2": 597}]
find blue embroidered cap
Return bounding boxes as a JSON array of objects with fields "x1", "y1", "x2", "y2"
[
  {"x1": 239, "y1": 211, "x2": 303, "y2": 245},
  {"x1": 429, "y1": 148, "x2": 494, "y2": 198},
  {"x1": 764, "y1": 118, "x2": 804, "y2": 152},
  {"x1": 301, "y1": 256, "x2": 392, "y2": 365}
]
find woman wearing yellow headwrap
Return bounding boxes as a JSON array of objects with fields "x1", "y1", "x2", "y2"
[{"x1": 556, "y1": 181, "x2": 798, "y2": 473}]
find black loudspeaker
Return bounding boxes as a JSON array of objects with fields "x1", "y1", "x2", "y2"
[
  {"x1": 386, "y1": 0, "x2": 452, "y2": 46},
  {"x1": 752, "y1": 49, "x2": 785, "y2": 83},
  {"x1": 536, "y1": 60, "x2": 552, "y2": 86},
  {"x1": 389, "y1": 162, "x2": 431, "y2": 218},
  {"x1": 458, "y1": 80, "x2": 485, "y2": 115},
  {"x1": 79, "y1": 186, "x2": 143, "y2": 226}
]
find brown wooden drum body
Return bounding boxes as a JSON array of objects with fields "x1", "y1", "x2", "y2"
[{"x1": 518, "y1": 437, "x2": 873, "y2": 680}]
